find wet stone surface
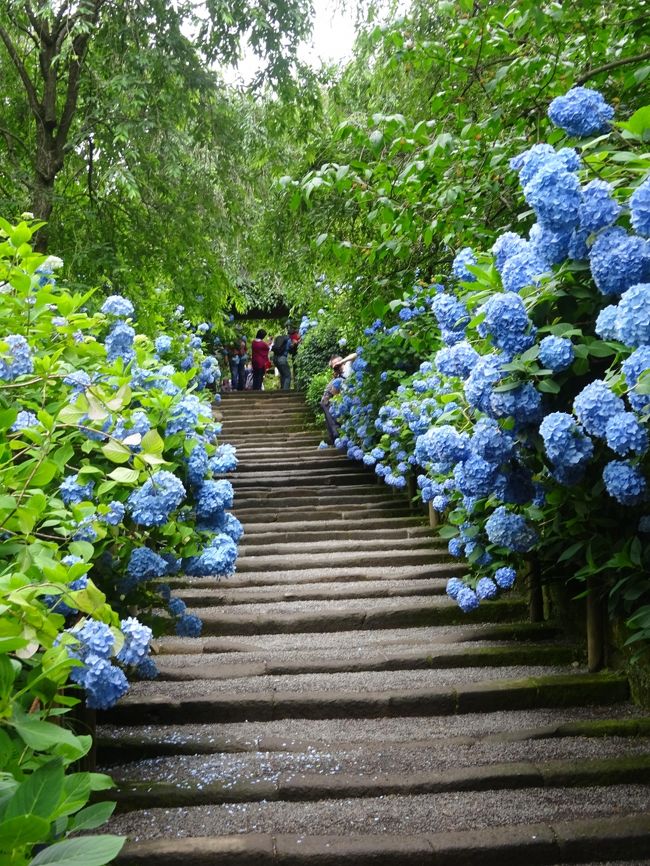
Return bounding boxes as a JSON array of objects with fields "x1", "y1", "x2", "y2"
[{"x1": 104, "y1": 784, "x2": 650, "y2": 840}]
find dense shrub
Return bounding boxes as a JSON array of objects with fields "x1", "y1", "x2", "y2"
[
  {"x1": 330, "y1": 90, "x2": 650, "y2": 645},
  {"x1": 294, "y1": 318, "x2": 341, "y2": 390}
]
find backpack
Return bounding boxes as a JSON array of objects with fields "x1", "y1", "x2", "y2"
[{"x1": 272, "y1": 335, "x2": 289, "y2": 357}]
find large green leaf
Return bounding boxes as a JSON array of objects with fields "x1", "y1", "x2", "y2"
[
  {"x1": 3, "y1": 759, "x2": 64, "y2": 821},
  {"x1": 0, "y1": 814, "x2": 51, "y2": 848},
  {"x1": 29, "y1": 834, "x2": 125, "y2": 865}
]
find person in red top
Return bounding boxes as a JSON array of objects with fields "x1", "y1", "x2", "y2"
[{"x1": 251, "y1": 329, "x2": 271, "y2": 390}]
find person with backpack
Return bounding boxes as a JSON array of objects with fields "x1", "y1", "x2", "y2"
[
  {"x1": 251, "y1": 329, "x2": 270, "y2": 390},
  {"x1": 271, "y1": 327, "x2": 296, "y2": 390}
]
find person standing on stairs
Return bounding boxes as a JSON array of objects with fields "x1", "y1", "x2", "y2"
[
  {"x1": 320, "y1": 352, "x2": 357, "y2": 445},
  {"x1": 251, "y1": 329, "x2": 270, "y2": 390},
  {"x1": 271, "y1": 326, "x2": 297, "y2": 390}
]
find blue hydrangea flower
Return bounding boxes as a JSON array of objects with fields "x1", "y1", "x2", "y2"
[
  {"x1": 573, "y1": 381, "x2": 625, "y2": 438},
  {"x1": 493, "y1": 464, "x2": 535, "y2": 506},
  {"x1": 187, "y1": 443, "x2": 209, "y2": 487},
  {"x1": 448, "y1": 538, "x2": 464, "y2": 558},
  {"x1": 101, "y1": 296, "x2": 134, "y2": 318},
  {"x1": 219, "y1": 512, "x2": 244, "y2": 543},
  {"x1": 485, "y1": 506, "x2": 538, "y2": 552},
  {"x1": 431, "y1": 293, "x2": 469, "y2": 332},
  {"x1": 605, "y1": 413, "x2": 648, "y2": 457},
  {"x1": 154, "y1": 335, "x2": 172, "y2": 355},
  {"x1": 168, "y1": 597, "x2": 186, "y2": 616},
  {"x1": 464, "y1": 354, "x2": 503, "y2": 413},
  {"x1": 136, "y1": 657, "x2": 159, "y2": 679},
  {"x1": 185, "y1": 534, "x2": 238, "y2": 577},
  {"x1": 77, "y1": 655, "x2": 129, "y2": 709},
  {"x1": 494, "y1": 567, "x2": 516, "y2": 589},
  {"x1": 523, "y1": 164, "x2": 581, "y2": 232},
  {"x1": 456, "y1": 586, "x2": 480, "y2": 612},
  {"x1": 452, "y1": 247, "x2": 478, "y2": 282},
  {"x1": 209, "y1": 444, "x2": 238, "y2": 476},
  {"x1": 127, "y1": 547, "x2": 169, "y2": 583},
  {"x1": 60, "y1": 474, "x2": 95, "y2": 505},
  {"x1": 454, "y1": 454, "x2": 499, "y2": 497},
  {"x1": 476, "y1": 577, "x2": 498, "y2": 600},
  {"x1": 68, "y1": 620, "x2": 115, "y2": 660},
  {"x1": 470, "y1": 418, "x2": 515, "y2": 464},
  {"x1": 622, "y1": 346, "x2": 650, "y2": 412},
  {"x1": 603, "y1": 460, "x2": 647, "y2": 506},
  {"x1": 96, "y1": 501, "x2": 122, "y2": 527},
  {"x1": 501, "y1": 248, "x2": 548, "y2": 293},
  {"x1": 176, "y1": 613, "x2": 203, "y2": 637},
  {"x1": 539, "y1": 412, "x2": 594, "y2": 474},
  {"x1": 589, "y1": 228, "x2": 650, "y2": 297},
  {"x1": 165, "y1": 395, "x2": 206, "y2": 436},
  {"x1": 117, "y1": 617, "x2": 152, "y2": 665},
  {"x1": 529, "y1": 223, "x2": 572, "y2": 266},
  {"x1": 568, "y1": 227, "x2": 590, "y2": 261},
  {"x1": 548, "y1": 87, "x2": 614, "y2": 137},
  {"x1": 446, "y1": 577, "x2": 465, "y2": 598},
  {"x1": 196, "y1": 479, "x2": 234, "y2": 519},
  {"x1": 63, "y1": 370, "x2": 91, "y2": 394},
  {"x1": 128, "y1": 471, "x2": 186, "y2": 526},
  {"x1": 614, "y1": 283, "x2": 650, "y2": 348},
  {"x1": 489, "y1": 383, "x2": 542, "y2": 427},
  {"x1": 105, "y1": 322, "x2": 135, "y2": 363},
  {"x1": 509, "y1": 143, "x2": 580, "y2": 186},
  {"x1": 11, "y1": 410, "x2": 39, "y2": 431},
  {"x1": 434, "y1": 341, "x2": 479, "y2": 379},
  {"x1": 0, "y1": 335, "x2": 34, "y2": 381},
  {"x1": 538, "y1": 335, "x2": 574, "y2": 371},
  {"x1": 72, "y1": 518, "x2": 97, "y2": 542},
  {"x1": 630, "y1": 177, "x2": 650, "y2": 238},
  {"x1": 579, "y1": 180, "x2": 621, "y2": 233},
  {"x1": 414, "y1": 425, "x2": 469, "y2": 470},
  {"x1": 477, "y1": 293, "x2": 535, "y2": 356},
  {"x1": 491, "y1": 232, "x2": 529, "y2": 273},
  {"x1": 595, "y1": 305, "x2": 619, "y2": 340}
]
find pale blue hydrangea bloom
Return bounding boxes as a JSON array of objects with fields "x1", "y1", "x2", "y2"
[{"x1": 548, "y1": 87, "x2": 614, "y2": 137}]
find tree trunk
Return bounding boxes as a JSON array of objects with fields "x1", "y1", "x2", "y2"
[{"x1": 31, "y1": 130, "x2": 62, "y2": 251}]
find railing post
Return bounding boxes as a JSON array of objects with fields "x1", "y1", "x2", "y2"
[
  {"x1": 587, "y1": 576, "x2": 605, "y2": 672},
  {"x1": 527, "y1": 555, "x2": 544, "y2": 623},
  {"x1": 428, "y1": 501, "x2": 439, "y2": 529}
]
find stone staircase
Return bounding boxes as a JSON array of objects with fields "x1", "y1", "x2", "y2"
[{"x1": 101, "y1": 390, "x2": 650, "y2": 865}]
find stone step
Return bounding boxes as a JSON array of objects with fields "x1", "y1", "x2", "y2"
[
  {"x1": 169, "y1": 562, "x2": 463, "y2": 589},
  {"x1": 239, "y1": 517, "x2": 429, "y2": 536},
  {"x1": 98, "y1": 705, "x2": 649, "y2": 761},
  {"x1": 237, "y1": 526, "x2": 431, "y2": 544},
  {"x1": 181, "y1": 596, "x2": 526, "y2": 635},
  {"x1": 234, "y1": 458, "x2": 350, "y2": 472},
  {"x1": 175, "y1": 577, "x2": 448, "y2": 606},
  {"x1": 233, "y1": 548, "x2": 452, "y2": 573},
  {"x1": 101, "y1": 671, "x2": 627, "y2": 726},
  {"x1": 233, "y1": 488, "x2": 408, "y2": 504},
  {"x1": 113, "y1": 813, "x2": 650, "y2": 865},
  {"x1": 151, "y1": 643, "x2": 577, "y2": 682},
  {"x1": 237, "y1": 537, "x2": 442, "y2": 558},
  {"x1": 153, "y1": 623, "x2": 566, "y2": 659},
  {"x1": 234, "y1": 506, "x2": 416, "y2": 523},
  {"x1": 231, "y1": 473, "x2": 373, "y2": 488}
]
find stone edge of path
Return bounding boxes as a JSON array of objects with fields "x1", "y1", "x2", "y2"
[{"x1": 115, "y1": 812, "x2": 650, "y2": 865}]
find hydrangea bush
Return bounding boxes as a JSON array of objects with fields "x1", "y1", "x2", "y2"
[
  {"x1": 329, "y1": 89, "x2": 650, "y2": 645},
  {"x1": 0, "y1": 219, "x2": 240, "y2": 861}
]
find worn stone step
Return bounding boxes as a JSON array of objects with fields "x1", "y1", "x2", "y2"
[
  {"x1": 232, "y1": 473, "x2": 373, "y2": 488},
  {"x1": 98, "y1": 705, "x2": 649, "y2": 761},
  {"x1": 153, "y1": 622, "x2": 565, "y2": 656},
  {"x1": 101, "y1": 672, "x2": 628, "y2": 726},
  {"x1": 234, "y1": 548, "x2": 451, "y2": 573},
  {"x1": 234, "y1": 459, "x2": 350, "y2": 473},
  {"x1": 235, "y1": 521, "x2": 428, "y2": 545},
  {"x1": 234, "y1": 484, "x2": 398, "y2": 500},
  {"x1": 184, "y1": 597, "x2": 526, "y2": 635},
  {"x1": 105, "y1": 743, "x2": 650, "y2": 813},
  {"x1": 169, "y1": 562, "x2": 463, "y2": 589},
  {"x1": 234, "y1": 505, "x2": 415, "y2": 523},
  {"x1": 239, "y1": 517, "x2": 429, "y2": 537},
  {"x1": 113, "y1": 812, "x2": 650, "y2": 865},
  {"x1": 237, "y1": 537, "x2": 441, "y2": 559},
  {"x1": 175, "y1": 577, "x2": 448, "y2": 606},
  {"x1": 152, "y1": 643, "x2": 577, "y2": 682}
]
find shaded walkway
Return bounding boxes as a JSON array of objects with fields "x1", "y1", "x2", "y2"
[{"x1": 100, "y1": 391, "x2": 650, "y2": 864}]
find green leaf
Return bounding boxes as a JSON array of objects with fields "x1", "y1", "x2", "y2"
[
  {"x1": 101, "y1": 439, "x2": 132, "y2": 464},
  {"x1": 4, "y1": 759, "x2": 64, "y2": 820},
  {"x1": 28, "y1": 835, "x2": 126, "y2": 865},
  {"x1": 51, "y1": 773, "x2": 91, "y2": 819},
  {"x1": 31, "y1": 460, "x2": 59, "y2": 487},
  {"x1": 68, "y1": 801, "x2": 116, "y2": 833},
  {"x1": 617, "y1": 104, "x2": 650, "y2": 140},
  {"x1": 107, "y1": 466, "x2": 140, "y2": 483},
  {"x1": 0, "y1": 814, "x2": 51, "y2": 848},
  {"x1": 0, "y1": 655, "x2": 16, "y2": 700},
  {"x1": 12, "y1": 715, "x2": 88, "y2": 756}
]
